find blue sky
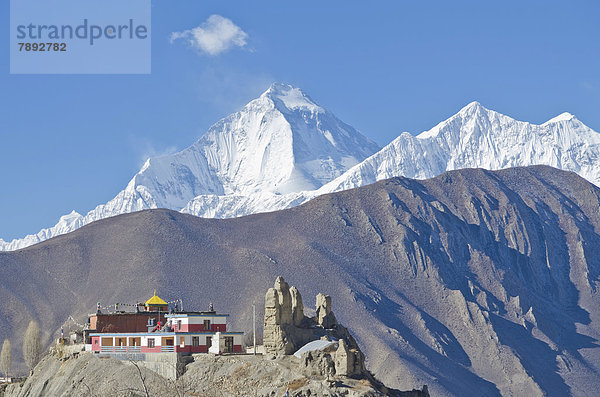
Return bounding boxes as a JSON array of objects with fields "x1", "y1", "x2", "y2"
[{"x1": 1, "y1": 0, "x2": 599, "y2": 241}]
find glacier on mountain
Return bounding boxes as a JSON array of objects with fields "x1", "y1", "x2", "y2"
[{"x1": 2, "y1": 87, "x2": 600, "y2": 251}]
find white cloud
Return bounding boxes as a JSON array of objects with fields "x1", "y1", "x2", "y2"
[{"x1": 170, "y1": 15, "x2": 248, "y2": 56}]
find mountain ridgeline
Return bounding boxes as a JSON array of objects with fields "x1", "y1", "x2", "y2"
[
  {"x1": 1, "y1": 166, "x2": 599, "y2": 396},
  {"x1": 3, "y1": 84, "x2": 600, "y2": 251}
]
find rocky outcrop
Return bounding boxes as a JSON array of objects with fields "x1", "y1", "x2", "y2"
[
  {"x1": 263, "y1": 277, "x2": 297, "y2": 354},
  {"x1": 263, "y1": 276, "x2": 370, "y2": 383},
  {"x1": 264, "y1": 277, "x2": 310, "y2": 354},
  {"x1": 316, "y1": 293, "x2": 337, "y2": 328},
  {"x1": 6, "y1": 349, "x2": 429, "y2": 397},
  {"x1": 296, "y1": 339, "x2": 365, "y2": 381},
  {"x1": 275, "y1": 277, "x2": 293, "y2": 325},
  {"x1": 300, "y1": 349, "x2": 336, "y2": 379},
  {"x1": 335, "y1": 339, "x2": 365, "y2": 377},
  {"x1": 295, "y1": 341, "x2": 428, "y2": 396},
  {"x1": 290, "y1": 286, "x2": 304, "y2": 327}
]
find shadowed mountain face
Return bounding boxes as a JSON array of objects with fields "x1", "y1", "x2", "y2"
[{"x1": 1, "y1": 165, "x2": 600, "y2": 396}]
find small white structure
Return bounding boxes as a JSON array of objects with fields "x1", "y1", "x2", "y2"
[{"x1": 208, "y1": 332, "x2": 221, "y2": 354}]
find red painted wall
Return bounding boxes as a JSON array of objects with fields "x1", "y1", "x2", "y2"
[
  {"x1": 177, "y1": 323, "x2": 188, "y2": 332},
  {"x1": 141, "y1": 346, "x2": 162, "y2": 353},
  {"x1": 164, "y1": 319, "x2": 228, "y2": 333},
  {"x1": 184, "y1": 323, "x2": 227, "y2": 332},
  {"x1": 175, "y1": 345, "x2": 208, "y2": 353},
  {"x1": 90, "y1": 313, "x2": 166, "y2": 333}
]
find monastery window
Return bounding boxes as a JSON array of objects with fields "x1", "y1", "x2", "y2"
[
  {"x1": 177, "y1": 320, "x2": 182, "y2": 330},
  {"x1": 204, "y1": 320, "x2": 211, "y2": 330},
  {"x1": 224, "y1": 336, "x2": 234, "y2": 353},
  {"x1": 147, "y1": 338, "x2": 155, "y2": 348},
  {"x1": 192, "y1": 336, "x2": 199, "y2": 347}
]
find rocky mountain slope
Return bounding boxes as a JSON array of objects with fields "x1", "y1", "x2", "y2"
[
  {"x1": 3, "y1": 85, "x2": 600, "y2": 252},
  {"x1": 1, "y1": 165, "x2": 600, "y2": 396}
]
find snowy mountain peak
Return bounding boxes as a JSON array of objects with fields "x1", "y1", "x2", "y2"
[
  {"x1": 261, "y1": 82, "x2": 323, "y2": 113},
  {"x1": 460, "y1": 100, "x2": 484, "y2": 112},
  {"x1": 417, "y1": 100, "x2": 494, "y2": 139},
  {"x1": 60, "y1": 210, "x2": 82, "y2": 221},
  {"x1": 456, "y1": 100, "x2": 502, "y2": 120},
  {"x1": 186, "y1": 81, "x2": 379, "y2": 195},
  {"x1": 139, "y1": 158, "x2": 152, "y2": 172},
  {"x1": 543, "y1": 112, "x2": 576, "y2": 125}
]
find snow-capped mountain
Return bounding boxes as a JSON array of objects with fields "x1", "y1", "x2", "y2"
[
  {"x1": 319, "y1": 101, "x2": 600, "y2": 194},
  {"x1": 2, "y1": 91, "x2": 600, "y2": 252},
  {"x1": 0, "y1": 83, "x2": 379, "y2": 251},
  {"x1": 182, "y1": 100, "x2": 600, "y2": 218}
]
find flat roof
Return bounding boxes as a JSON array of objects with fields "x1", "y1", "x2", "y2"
[
  {"x1": 90, "y1": 331, "x2": 244, "y2": 337},
  {"x1": 91, "y1": 332, "x2": 175, "y2": 337},
  {"x1": 89, "y1": 312, "x2": 167, "y2": 316},
  {"x1": 89, "y1": 311, "x2": 229, "y2": 317},
  {"x1": 166, "y1": 313, "x2": 229, "y2": 318}
]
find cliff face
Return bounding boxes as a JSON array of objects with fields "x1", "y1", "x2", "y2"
[{"x1": 1, "y1": 166, "x2": 600, "y2": 396}]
